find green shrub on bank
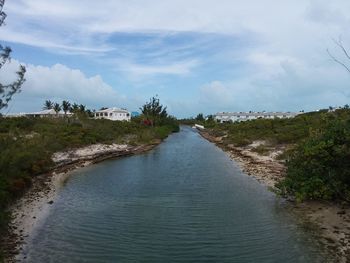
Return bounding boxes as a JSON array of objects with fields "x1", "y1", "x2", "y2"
[
  {"x1": 209, "y1": 107, "x2": 350, "y2": 202},
  {"x1": 276, "y1": 117, "x2": 350, "y2": 202}
]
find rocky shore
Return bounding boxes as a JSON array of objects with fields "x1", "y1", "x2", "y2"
[
  {"x1": 199, "y1": 129, "x2": 350, "y2": 262},
  {"x1": 2, "y1": 140, "x2": 161, "y2": 262}
]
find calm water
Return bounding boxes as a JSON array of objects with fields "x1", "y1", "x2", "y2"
[{"x1": 22, "y1": 126, "x2": 328, "y2": 262}]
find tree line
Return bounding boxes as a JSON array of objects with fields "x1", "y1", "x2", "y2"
[{"x1": 42, "y1": 100, "x2": 93, "y2": 117}]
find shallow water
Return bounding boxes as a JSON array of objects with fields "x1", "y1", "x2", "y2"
[{"x1": 22, "y1": 126, "x2": 329, "y2": 262}]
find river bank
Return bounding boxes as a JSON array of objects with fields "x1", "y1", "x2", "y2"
[
  {"x1": 1, "y1": 140, "x2": 162, "y2": 262},
  {"x1": 199, "y1": 129, "x2": 350, "y2": 262}
]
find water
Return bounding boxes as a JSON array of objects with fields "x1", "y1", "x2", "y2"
[{"x1": 23, "y1": 126, "x2": 328, "y2": 262}]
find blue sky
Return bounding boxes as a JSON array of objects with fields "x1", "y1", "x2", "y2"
[{"x1": 1, "y1": 0, "x2": 350, "y2": 117}]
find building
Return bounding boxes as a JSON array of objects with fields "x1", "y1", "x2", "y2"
[
  {"x1": 5, "y1": 109, "x2": 72, "y2": 118},
  {"x1": 131, "y1": 111, "x2": 140, "y2": 117},
  {"x1": 94, "y1": 107, "x2": 131, "y2": 121},
  {"x1": 215, "y1": 111, "x2": 299, "y2": 123}
]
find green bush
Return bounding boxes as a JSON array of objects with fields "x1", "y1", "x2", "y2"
[
  {"x1": 276, "y1": 117, "x2": 350, "y2": 202},
  {"x1": 207, "y1": 108, "x2": 350, "y2": 202}
]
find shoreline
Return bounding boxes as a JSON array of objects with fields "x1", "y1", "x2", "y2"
[
  {"x1": 199, "y1": 130, "x2": 285, "y2": 189},
  {"x1": 2, "y1": 140, "x2": 162, "y2": 262},
  {"x1": 199, "y1": 129, "x2": 350, "y2": 262}
]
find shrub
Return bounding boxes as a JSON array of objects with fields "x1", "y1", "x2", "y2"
[{"x1": 276, "y1": 118, "x2": 350, "y2": 202}]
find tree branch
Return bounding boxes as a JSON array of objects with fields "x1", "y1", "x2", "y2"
[
  {"x1": 332, "y1": 37, "x2": 350, "y2": 61},
  {"x1": 0, "y1": 44, "x2": 11, "y2": 69},
  {"x1": 327, "y1": 48, "x2": 350, "y2": 74},
  {"x1": 0, "y1": 65, "x2": 26, "y2": 110}
]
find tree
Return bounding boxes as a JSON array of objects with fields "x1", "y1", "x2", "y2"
[
  {"x1": 86, "y1": 109, "x2": 94, "y2": 118},
  {"x1": 207, "y1": 115, "x2": 214, "y2": 122},
  {"x1": 0, "y1": 1, "x2": 26, "y2": 111},
  {"x1": 79, "y1": 104, "x2": 86, "y2": 113},
  {"x1": 140, "y1": 96, "x2": 168, "y2": 126},
  {"x1": 53, "y1": 103, "x2": 61, "y2": 115},
  {"x1": 195, "y1": 113, "x2": 204, "y2": 121},
  {"x1": 43, "y1": 100, "x2": 53, "y2": 110},
  {"x1": 61, "y1": 100, "x2": 71, "y2": 115},
  {"x1": 327, "y1": 37, "x2": 350, "y2": 74},
  {"x1": 71, "y1": 103, "x2": 79, "y2": 113}
]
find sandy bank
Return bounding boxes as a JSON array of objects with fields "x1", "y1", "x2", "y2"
[
  {"x1": 2, "y1": 140, "x2": 161, "y2": 262},
  {"x1": 199, "y1": 130, "x2": 286, "y2": 188},
  {"x1": 199, "y1": 129, "x2": 350, "y2": 262}
]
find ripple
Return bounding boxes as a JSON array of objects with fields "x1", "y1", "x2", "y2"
[{"x1": 23, "y1": 127, "x2": 327, "y2": 262}]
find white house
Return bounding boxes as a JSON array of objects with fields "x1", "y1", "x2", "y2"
[
  {"x1": 94, "y1": 107, "x2": 131, "y2": 121},
  {"x1": 215, "y1": 111, "x2": 299, "y2": 123}
]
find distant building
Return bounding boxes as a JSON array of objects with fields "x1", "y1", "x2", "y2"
[
  {"x1": 214, "y1": 111, "x2": 299, "y2": 123},
  {"x1": 5, "y1": 109, "x2": 72, "y2": 118},
  {"x1": 94, "y1": 107, "x2": 131, "y2": 121},
  {"x1": 131, "y1": 111, "x2": 140, "y2": 117}
]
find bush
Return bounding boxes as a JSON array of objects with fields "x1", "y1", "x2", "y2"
[
  {"x1": 276, "y1": 118, "x2": 350, "y2": 202},
  {"x1": 207, "y1": 107, "x2": 350, "y2": 202}
]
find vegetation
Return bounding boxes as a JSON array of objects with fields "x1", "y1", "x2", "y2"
[
  {"x1": 43, "y1": 100, "x2": 54, "y2": 110},
  {"x1": 202, "y1": 107, "x2": 350, "y2": 202},
  {"x1": 139, "y1": 96, "x2": 168, "y2": 126},
  {"x1": 276, "y1": 111, "x2": 350, "y2": 202},
  {"x1": 61, "y1": 100, "x2": 71, "y2": 115},
  {"x1": 0, "y1": 97, "x2": 178, "y2": 258},
  {"x1": 0, "y1": 0, "x2": 26, "y2": 111},
  {"x1": 53, "y1": 103, "x2": 61, "y2": 114}
]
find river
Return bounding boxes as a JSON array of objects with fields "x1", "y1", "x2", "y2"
[{"x1": 22, "y1": 126, "x2": 329, "y2": 262}]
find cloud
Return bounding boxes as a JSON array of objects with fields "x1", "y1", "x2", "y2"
[
  {"x1": 0, "y1": 60, "x2": 124, "y2": 112},
  {"x1": 2, "y1": 0, "x2": 350, "y2": 116},
  {"x1": 197, "y1": 58, "x2": 350, "y2": 115},
  {"x1": 2, "y1": 0, "x2": 348, "y2": 53},
  {"x1": 116, "y1": 59, "x2": 199, "y2": 76}
]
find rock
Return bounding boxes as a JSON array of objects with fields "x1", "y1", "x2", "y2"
[
  {"x1": 337, "y1": 210, "x2": 346, "y2": 215},
  {"x1": 48, "y1": 200, "x2": 54, "y2": 204}
]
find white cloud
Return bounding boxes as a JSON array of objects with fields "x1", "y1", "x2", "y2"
[
  {"x1": 3, "y1": 0, "x2": 349, "y2": 53},
  {"x1": 2, "y1": 0, "x2": 350, "y2": 116},
  {"x1": 117, "y1": 60, "x2": 199, "y2": 76},
  {"x1": 0, "y1": 60, "x2": 124, "y2": 112},
  {"x1": 197, "y1": 58, "x2": 350, "y2": 115}
]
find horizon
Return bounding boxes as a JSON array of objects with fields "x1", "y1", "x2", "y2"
[{"x1": 1, "y1": 1, "x2": 350, "y2": 118}]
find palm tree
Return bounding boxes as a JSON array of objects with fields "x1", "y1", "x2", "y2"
[
  {"x1": 71, "y1": 103, "x2": 79, "y2": 113},
  {"x1": 61, "y1": 100, "x2": 71, "y2": 115},
  {"x1": 43, "y1": 100, "x2": 53, "y2": 110},
  {"x1": 53, "y1": 103, "x2": 61, "y2": 115},
  {"x1": 79, "y1": 104, "x2": 86, "y2": 113}
]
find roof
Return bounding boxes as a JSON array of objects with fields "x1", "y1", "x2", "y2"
[
  {"x1": 6, "y1": 109, "x2": 72, "y2": 116},
  {"x1": 215, "y1": 112, "x2": 299, "y2": 117},
  {"x1": 27, "y1": 109, "x2": 72, "y2": 115},
  {"x1": 96, "y1": 107, "x2": 129, "y2": 113}
]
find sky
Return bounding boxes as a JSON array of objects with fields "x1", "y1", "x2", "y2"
[{"x1": 0, "y1": 0, "x2": 350, "y2": 117}]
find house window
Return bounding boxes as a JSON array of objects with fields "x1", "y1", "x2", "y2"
[
  {"x1": 110, "y1": 113, "x2": 112, "y2": 116},
  {"x1": 104, "y1": 113, "x2": 108, "y2": 116}
]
